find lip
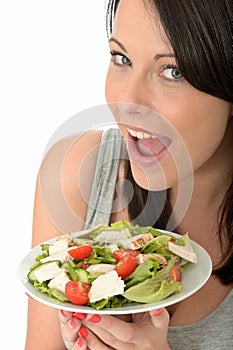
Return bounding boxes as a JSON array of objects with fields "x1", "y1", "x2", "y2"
[{"x1": 125, "y1": 126, "x2": 172, "y2": 168}]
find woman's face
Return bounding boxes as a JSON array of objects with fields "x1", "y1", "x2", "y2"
[{"x1": 105, "y1": 0, "x2": 232, "y2": 191}]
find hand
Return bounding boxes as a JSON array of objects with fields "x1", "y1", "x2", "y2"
[
  {"x1": 58, "y1": 309, "x2": 85, "y2": 349},
  {"x1": 58, "y1": 310, "x2": 132, "y2": 350},
  {"x1": 79, "y1": 308, "x2": 171, "y2": 350}
]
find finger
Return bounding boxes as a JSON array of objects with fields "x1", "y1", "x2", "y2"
[
  {"x1": 58, "y1": 309, "x2": 73, "y2": 324},
  {"x1": 84, "y1": 314, "x2": 134, "y2": 343},
  {"x1": 81, "y1": 327, "x2": 115, "y2": 350},
  {"x1": 132, "y1": 311, "x2": 151, "y2": 325},
  {"x1": 62, "y1": 316, "x2": 82, "y2": 343},
  {"x1": 88, "y1": 326, "x2": 135, "y2": 350},
  {"x1": 129, "y1": 309, "x2": 170, "y2": 348},
  {"x1": 149, "y1": 308, "x2": 170, "y2": 330},
  {"x1": 71, "y1": 337, "x2": 88, "y2": 350}
]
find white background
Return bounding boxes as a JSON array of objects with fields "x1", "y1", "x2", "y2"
[{"x1": 1, "y1": 1, "x2": 108, "y2": 348}]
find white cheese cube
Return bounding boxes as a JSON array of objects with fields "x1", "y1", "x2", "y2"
[
  {"x1": 49, "y1": 235, "x2": 71, "y2": 255},
  {"x1": 34, "y1": 262, "x2": 61, "y2": 283},
  {"x1": 40, "y1": 249, "x2": 71, "y2": 264},
  {"x1": 89, "y1": 270, "x2": 125, "y2": 303},
  {"x1": 48, "y1": 270, "x2": 71, "y2": 294},
  {"x1": 86, "y1": 264, "x2": 115, "y2": 274}
]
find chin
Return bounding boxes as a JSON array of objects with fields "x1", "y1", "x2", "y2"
[{"x1": 129, "y1": 162, "x2": 174, "y2": 192}]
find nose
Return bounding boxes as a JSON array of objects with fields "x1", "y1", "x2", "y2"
[
  {"x1": 117, "y1": 74, "x2": 147, "y2": 107},
  {"x1": 115, "y1": 73, "x2": 154, "y2": 119},
  {"x1": 116, "y1": 101, "x2": 151, "y2": 120}
]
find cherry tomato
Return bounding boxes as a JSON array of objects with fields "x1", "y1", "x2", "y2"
[
  {"x1": 113, "y1": 249, "x2": 140, "y2": 262},
  {"x1": 68, "y1": 245, "x2": 92, "y2": 260},
  {"x1": 169, "y1": 263, "x2": 182, "y2": 282},
  {"x1": 115, "y1": 256, "x2": 137, "y2": 279},
  {"x1": 65, "y1": 281, "x2": 91, "y2": 305}
]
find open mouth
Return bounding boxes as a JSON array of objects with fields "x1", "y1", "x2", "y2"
[
  {"x1": 127, "y1": 128, "x2": 157, "y2": 140},
  {"x1": 126, "y1": 127, "x2": 172, "y2": 167}
]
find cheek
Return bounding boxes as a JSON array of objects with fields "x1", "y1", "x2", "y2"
[
  {"x1": 105, "y1": 69, "x2": 111, "y2": 102},
  {"x1": 162, "y1": 93, "x2": 231, "y2": 165},
  {"x1": 105, "y1": 67, "x2": 127, "y2": 104},
  {"x1": 184, "y1": 121, "x2": 228, "y2": 174},
  {"x1": 180, "y1": 105, "x2": 229, "y2": 167},
  {"x1": 105, "y1": 68, "x2": 116, "y2": 103}
]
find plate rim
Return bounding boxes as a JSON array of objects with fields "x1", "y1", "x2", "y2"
[{"x1": 17, "y1": 228, "x2": 212, "y2": 314}]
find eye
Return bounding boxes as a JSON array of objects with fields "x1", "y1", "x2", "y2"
[
  {"x1": 110, "y1": 50, "x2": 132, "y2": 67},
  {"x1": 162, "y1": 65, "x2": 183, "y2": 81}
]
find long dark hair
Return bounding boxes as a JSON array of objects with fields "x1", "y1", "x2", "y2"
[{"x1": 106, "y1": 0, "x2": 233, "y2": 285}]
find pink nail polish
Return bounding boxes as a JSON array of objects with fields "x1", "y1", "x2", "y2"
[
  {"x1": 152, "y1": 308, "x2": 163, "y2": 316},
  {"x1": 87, "y1": 314, "x2": 101, "y2": 323},
  {"x1": 60, "y1": 310, "x2": 68, "y2": 317},
  {"x1": 78, "y1": 327, "x2": 88, "y2": 339},
  {"x1": 69, "y1": 317, "x2": 77, "y2": 329},
  {"x1": 73, "y1": 312, "x2": 86, "y2": 320},
  {"x1": 77, "y1": 337, "x2": 84, "y2": 348}
]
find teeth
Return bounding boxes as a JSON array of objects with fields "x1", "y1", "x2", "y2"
[{"x1": 127, "y1": 128, "x2": 157, "y2": 139}]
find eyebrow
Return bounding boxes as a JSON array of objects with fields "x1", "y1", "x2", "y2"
[
  {"x1": 108, "y1": 37, "x2": 128, "y2": 53},
  {"x1": 109, "y1": 37, "x2": 175, "y2": 60},
  {"x1": 154, "y1": 53, "x2": 175, "y2": 60}
]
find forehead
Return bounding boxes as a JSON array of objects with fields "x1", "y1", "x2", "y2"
[{"x1": 112, "y1": 0, "x2": 172, "y2": 54}]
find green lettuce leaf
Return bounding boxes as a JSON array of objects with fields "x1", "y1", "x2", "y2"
[
  {"x1": 123, "y1": 257, "x2": 181, "y2": 303},
  {"x1": 131, "y1": 225, "x2": 163, "y2": 237},
  {"x1": 89, "y1": 246, "x2": 117, "y2": 264},
  {"x1": 141, "y1": 234, "x2": 171, "y2": 256},
  {"x1": 123, "y1": 279, "x2": 182, "y2": 303},
  {"x1": 89, "y1": 295, "x2": 129, "y2": 310},
  {"x1": 89, "y1": 221, "x2": 133, "y2": 239},
  {"x1": 125, "y1": 260, "x2": 160, "y2": 288},
  {"x1": 33, "y1": 281, "x2": 69, "y2": 302}
]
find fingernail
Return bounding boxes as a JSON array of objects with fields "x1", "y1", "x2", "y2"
[
  {"x1": 78, "y1": 326, "x2": 88, "y2": 339},
  {"x1": 68, "y1": 317, "x2": 77, "y2": 329},
  {"x1": 73, "y1": 312, "x2": 86, "y2": 320},
  {"x1": 77, "y1": 337, "x2": 84, "y2": 348},
  {"x1": 60, "y1": 310, "x2": 68, "y2": 317},
  {"x1": 152, "y1": 308, "x2": 163, "y2": 316},
  {"x1": 87, "y1": 314, "x2": 101, "y2": 323}
]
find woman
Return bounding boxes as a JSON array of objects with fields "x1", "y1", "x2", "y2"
[{"x1": 24, "y1": 0, "x2": 233, "y2": 349}]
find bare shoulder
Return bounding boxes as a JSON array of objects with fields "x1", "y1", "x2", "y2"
[
  {"x1": 61, "y1": 130, "x2": 104, "y2": 222},
  {"x1": 41, "y1": 129, "x2": 103, "y2": 165},
  {"x1": 32, "y1": 130, "x2": 103, "y2": 246}
]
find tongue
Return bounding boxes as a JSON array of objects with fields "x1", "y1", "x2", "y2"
[{"x1": 137, "y1": 138, "x2": 165, "y2": 156}]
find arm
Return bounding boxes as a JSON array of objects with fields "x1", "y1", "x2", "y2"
[
  {"x1": 24, "y1": 131, "x2": 102, "y2": 350},
  {"x1": 25, "y1": 172, "x2": 69, "y2": 350}
]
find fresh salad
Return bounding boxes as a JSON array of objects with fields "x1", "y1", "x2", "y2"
[{"x1": 28, "y1": 221, "x2": 197, "y2": 310}]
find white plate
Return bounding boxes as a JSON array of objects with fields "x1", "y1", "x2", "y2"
[{"x1": 17, "y1": 229, "x2": 212, "y2": 314}]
